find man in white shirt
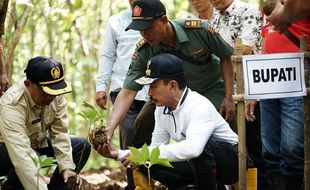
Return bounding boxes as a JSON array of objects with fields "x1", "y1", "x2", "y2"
[{"x1": 95, "y1": 54, "x2": 239, "y2": 190}]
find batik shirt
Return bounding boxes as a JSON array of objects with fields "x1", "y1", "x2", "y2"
[{"x1": 211, "y1": 0, "x2": 262, "y2": 54}]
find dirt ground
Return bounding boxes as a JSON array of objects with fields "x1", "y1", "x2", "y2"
[{"x1": 0, "y1": 167, "x2": 167, "y2": 190}]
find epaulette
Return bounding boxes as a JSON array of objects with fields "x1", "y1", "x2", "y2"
[
  {"x1": 184, "y1": 19, "x2": 202, "y2": 29},
  {"x1": 136, "y1": 38, "x2": 147, "y2": 50}
]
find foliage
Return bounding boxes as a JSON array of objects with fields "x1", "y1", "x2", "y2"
[
  {"x1": 127, "y1": 144, "x2": 173, "y2": 189},
  {"x1": 77, "y1": 101, "x2": 105, "y2": 125},
  {"x1": 3, "y1": 0, "x2": 261, "y2": 171},
  {"x1": 28, "y1": 153, "x2": 56, "y2": 190}
]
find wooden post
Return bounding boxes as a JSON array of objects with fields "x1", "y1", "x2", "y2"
[
  {"x1": 301, "y1": 36, "x2": 310, "y2": 190},
  {"x1": 234, "y1": 38, "x2": 247, "y2": 190}
]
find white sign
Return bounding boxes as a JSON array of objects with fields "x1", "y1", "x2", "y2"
[{"x1": 243, "y1": 53, "x2": 306, "y2": 99}]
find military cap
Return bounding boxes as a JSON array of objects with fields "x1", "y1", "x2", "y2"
[
  {"x1": 135, "y1": 54, "x2": 184, "y2": 85},
  {"x1": 24, "y1": 56, "x2": 72, "y2": 96},
  {"x1": 125, "y1": 0, "x2": 166, "y2": 31}
]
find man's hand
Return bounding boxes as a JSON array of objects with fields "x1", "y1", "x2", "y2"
[
  {"x1": 0, "y1": 73, "x2": 10, "y2": 96},
  {"x1": 96, "y1": 143, "x2": 118, "y2": 160},
  {"x1": 121, "y1": 153, "x2": 139, "y2": 170},
  {"x1": 95, "y1": 91, "x2": 107, "y2": 110},
  {"x1": 104, "y1": 126, "x2": 115, "y2": 143},
  {"x1": 266, "y1": 0, "x2": 291, "y2": 33},
  {"x1": 245, "y1": 100, "x2": 257, "y2": 122},
  {"x1": 62, "y1": 169, "x2": 82, "y2": 189},
  {"x1": 219, "y1": 96, "x2": 235, "y2": 122}
]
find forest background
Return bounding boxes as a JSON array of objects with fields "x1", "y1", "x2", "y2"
[{"x1": 2, "y1": 0, "x2": 263, "y2": 172}]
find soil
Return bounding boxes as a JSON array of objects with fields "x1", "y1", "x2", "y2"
[
  {"x1": 65, "y1": 175, "x2": 79, "y2": 190},
  {"x1": 0, "y1": 166, "x2": 167, "y2": 190},
  {"x1": 89, "y1": 126, "x2": 108, "y2": 148}
]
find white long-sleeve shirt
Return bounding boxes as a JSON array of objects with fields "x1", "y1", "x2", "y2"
[
  {"x1": 118, "y1": 88, "x2": 238, "y2": 161},
  {"x1": 96, "y1": 7, "x2": 147, "y2": 101}
]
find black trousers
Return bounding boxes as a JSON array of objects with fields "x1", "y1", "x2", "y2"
[
  {"x1": 0, "y1": 136, "x2": 91, "y2": 190},
  {"x1": 110, "y1": 91, "x2": 145, "y2": 190},
  {"x1": 139, "y1": 138, "x2": 239, "y2": 190}
]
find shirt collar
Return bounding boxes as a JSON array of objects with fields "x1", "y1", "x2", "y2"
[
  {"x1": 125, "y1": 6, "x2": 132, "y2": 17},
  {"x1": 153, "y1": 20, "x2": 189, "y2": 53},
  {"x1": 24, "y1": 83, "x2": 43, "y2": 109},
  {"x1": 221, "y1": 0, "x2": 237, "y2": 16},
  {"x1": 163, "y1": 87, "x2": 189, "y2": 114}
]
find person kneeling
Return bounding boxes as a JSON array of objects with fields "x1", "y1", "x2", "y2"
[{"x1": 94, "y1": 54, "x2": 238, "y2": 190}]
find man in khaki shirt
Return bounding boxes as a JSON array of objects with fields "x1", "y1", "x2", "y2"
[{"x1": 0, "y1": 56, "x2": 90, "y2": 190}]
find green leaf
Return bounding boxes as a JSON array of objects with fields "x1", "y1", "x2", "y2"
[
  {"x1": 39, "y1": 155, "x2": 47, "y2": 163},
  {"x1": 141, "y1": 144, "x2": 150, "y2": 162},
  {"x1": 127, "y1": 143, "x2": 173, "y2": 171},
  {"x1": 128, "y1": 146, "x2": 145, "y2": 163},
  {"x1": 127, "y1": 156, "x2": 144, "y2": 165},
  {"x1": 152, "y1": 158, "x2": 173, "y2": 168},
  {"x1": 40, "y1": 157, "x2": 57, "y2": 168},
  {"x1": 149, "y1": 147, "x2": 160, "y2": 163},
  {"x1": 77, "y1": 112, "x2": 89, "y2": 122},
  {"x1": 94, "y1": 115, "x2": 106, "y2": 122},
  {"x1": 28, "y1": 152, "x2": 39, "y2": 167}
]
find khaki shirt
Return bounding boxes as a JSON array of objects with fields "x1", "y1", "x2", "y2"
[{"x1": 0, "y1": 80, "x2": 75, "y2": 190}]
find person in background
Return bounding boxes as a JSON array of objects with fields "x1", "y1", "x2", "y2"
[
  {"x1": 260, "y1": 0, "x2": 310, "y2": 189},
  {"x1": 190, "y1": 0, "x2": 213, "y2": 20},
  {"x1": 95, "y1": 0, "x2": 148, "y2": 189},
  {"x1": 0, "y1": 56, "x2": 91, "y2": 190},
  {"x1": 266, "y1": 0, "x2": 310, "y2": 33},
  {"x1": 95, "y1": 54, "x2": 239, "y2": 190},
  {"x1": 209, "y1": 0, "x2": 268, "y2": 189}
]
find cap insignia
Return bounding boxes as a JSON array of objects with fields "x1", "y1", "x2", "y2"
[
  {"x1": 184, "y1": 20, "x2": 202, "y2": 29},
  {"x1": 145, "y1": 60, "x2": 151, "y2": 76},
  {"x1": 51, "y1": 67, "x2": 61, "y2": 79},
  {"x1": 133, "y1": 5, "x2": 142, "y2": 17}
]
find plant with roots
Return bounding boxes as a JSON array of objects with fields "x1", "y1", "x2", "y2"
[
  {"x1": 127, "y1": 144, "x2": 173, "y2": 190},
  {"x1": 76, "y1": 101, "x2": 107, "y2": 171},
  {"x1": 28, "y1": 153, "x2": 56, "y2": 190}
]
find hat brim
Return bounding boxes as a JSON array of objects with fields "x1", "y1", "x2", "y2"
[
  {"x1": 135, "y1": 76, "x2": 158, "y2": 85},
  {"x1": 125, "y1": 20, "x2": 152, "y2": 31},
  {"x1": 41, "y1": 80, "x2": 72, "y2": 96}
]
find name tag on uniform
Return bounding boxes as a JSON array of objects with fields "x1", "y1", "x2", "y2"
[{"x1": 31, "y1": 118, "x2": 41, "y2": 124}]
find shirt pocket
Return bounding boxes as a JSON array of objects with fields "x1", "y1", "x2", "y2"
[{"x1": 27, "y1": 118, "x2": 41, "y2": 147}]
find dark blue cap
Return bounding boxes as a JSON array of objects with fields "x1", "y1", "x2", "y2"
[
  {"x1": 125, "y1": 0, "x2": 166, "y2": 31},
  {"x1": 135, "y1": 54, "x2": 184, "y2": 85}
]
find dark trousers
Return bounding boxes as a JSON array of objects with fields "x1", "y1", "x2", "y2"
[
  {"x1": 0, "y1": 136, "x2": 91, "y2": 190},
  {"x1": 139, "y1": 138, "x2": 239, "y2": 190},
  {"x1": 110, "y1": 91, "x2": 145, "y2": 190},
  {"x1": 131, "y1": 100, "x2": 156, "y2": 148}
]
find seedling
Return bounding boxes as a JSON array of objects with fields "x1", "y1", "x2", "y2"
[
  {"x1": 77, "y1": 101, "x2": 107, "y2": 145},
  {"x1": 127, "y1": 144, "x2": 173, "y2": 190},
  {"x1": 77, "y1": 101, "x2": 107, "y2": 169},
  {"x1": 28, "y1": 153, "x2": 56, "y2": 190}
]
